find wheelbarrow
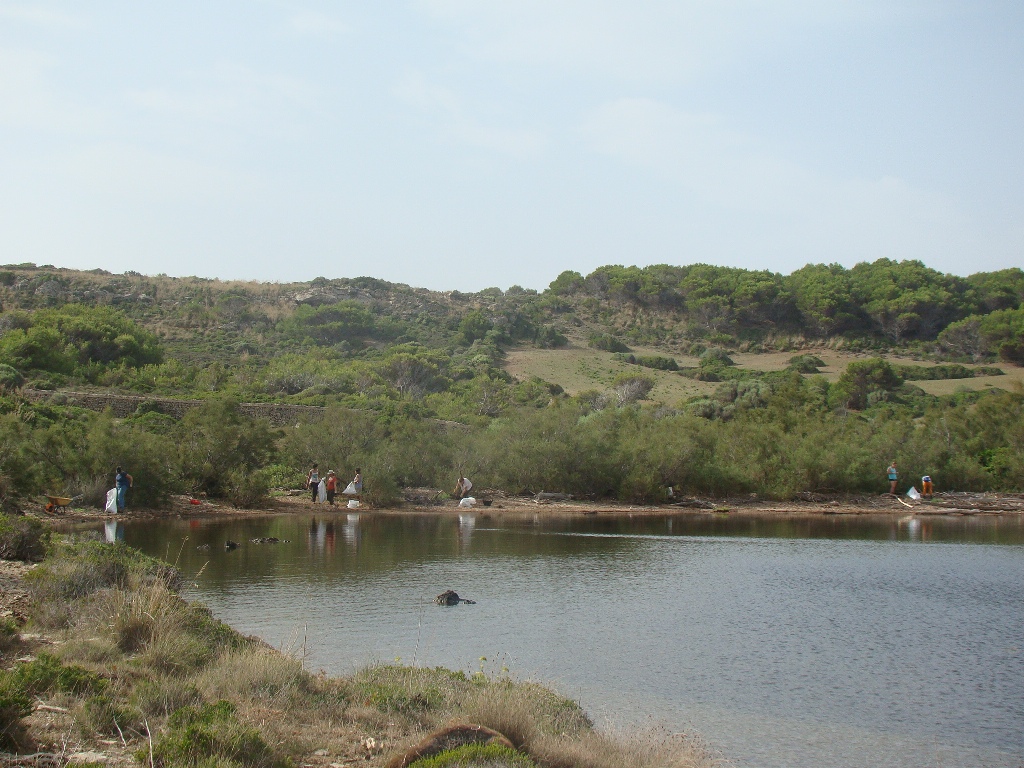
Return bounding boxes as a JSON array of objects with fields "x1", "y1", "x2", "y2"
[{"x1": 44, "y1": 494, "x2": 83, "y2": 513}]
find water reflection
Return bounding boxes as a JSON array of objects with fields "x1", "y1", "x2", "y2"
[
  {"x1": 458, "y1": 513, "x2": 475, "y2": 547},
  {"x1": 343, "y1": 514, "x2": 360, "y2": 551},
  {"x1": 103, "y1": 519, "x2": 124, "y2": 543}
]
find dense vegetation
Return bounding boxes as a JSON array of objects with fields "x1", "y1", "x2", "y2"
[{"x1": 0, "y1": 260, "x2": 1023, "y2": 508}]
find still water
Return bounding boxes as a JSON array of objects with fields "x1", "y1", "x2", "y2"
[{"x1": 104, "y1": 512, "x2": 1023, "y2": 768}]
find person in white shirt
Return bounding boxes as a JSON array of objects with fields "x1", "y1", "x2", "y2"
[{"x1": 453, "y1": 474, "x2": 473, "y2": 499}]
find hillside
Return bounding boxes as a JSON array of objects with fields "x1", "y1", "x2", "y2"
[{"x1": 1, "y1": 259, "x2": 1023, "y2": 508}]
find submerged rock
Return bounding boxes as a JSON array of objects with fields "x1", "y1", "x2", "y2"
[{"x1": 435, "y1": 590, "x2": 476, "y2": 606}]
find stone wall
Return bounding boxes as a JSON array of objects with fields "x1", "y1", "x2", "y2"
[
  {"x1": 21, "y1": 389, "x2": 326, "y2": 426},
  {"x1": 19, "y1": 389, "x2": 468, "y2": 431}
]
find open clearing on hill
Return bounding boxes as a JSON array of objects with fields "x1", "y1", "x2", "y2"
[{"x1": 504, "y1": 346, "x2": 1024, "y2": 401}]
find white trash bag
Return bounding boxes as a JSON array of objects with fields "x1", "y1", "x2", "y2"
[
  {"x1": 347, "y1": 499, "x2": 360, "y2": 509},
  {"x1": 459, "y1": 497, "x2": 476, "y2": 508},
  {"x1": 105, "y1": 488, "x2": 118, "y2": 515},
  {"x1": 317, "y1": 478, "x2": 327, "y2": 503},
  {"x1": 907, "y1": 487, "x2": 921, "y2": 500},
  {"x1": 343, "y1": 481, "x2": 358, "y2": 495}
]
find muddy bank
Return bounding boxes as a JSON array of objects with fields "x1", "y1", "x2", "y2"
[{"x1": 20, "y1": 488, "x2": 1024, "y2": 525}]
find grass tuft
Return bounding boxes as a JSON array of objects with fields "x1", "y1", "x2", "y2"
[
  {"x1": 409, "y1": 742, "x2": 536, "y2": 767},
  {"x1": 141, "y1": 700, "x2": 290, "y2": 768}
]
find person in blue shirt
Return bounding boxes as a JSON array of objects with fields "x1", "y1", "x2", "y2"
[
  {"x1": 886, "y1": 461, "x2": 898, "y2": 495},
  {"x1": 115, "y1": 466, "x2": 133, "y2": 512}
]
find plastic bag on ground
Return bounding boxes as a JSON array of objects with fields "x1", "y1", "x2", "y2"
[
  {"x1": 907, "y1": 487, "x2": 921, "y2": 500},
  {"x1": 317, "y1": 478, "x2": 327, "y2": 503},
  {"x1": 459, "y1": 497, "x2": 476, "y2": 507},
  {"x1": 343, "y1": 481, "x2": 358, "y2": 495},
  {"x1": 105, "y1": 488, "x2": 118, "y2": 515},
  {"x1": 347, "y1": 499, "x2": 360, "y2": 509}
]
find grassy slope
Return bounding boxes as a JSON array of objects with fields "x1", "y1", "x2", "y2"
[
  {"x1": 505, "y1": 346, "x2": 1024, "y2": 401},
  {"x1": 4, "y1": 264, "x2": 1023, "y2": 406}
]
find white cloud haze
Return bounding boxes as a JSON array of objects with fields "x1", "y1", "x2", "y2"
[{"x1": 0, "y1": 1, "x2": 1020, "y2": 289}]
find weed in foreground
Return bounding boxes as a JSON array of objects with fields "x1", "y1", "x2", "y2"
[
  {"x1": 0, "y1": 616, "x2": 19, "y2": 654},
  {"x1": 196, "y1": 645, "x2": 310, "y2": 706},
  {"x1": 458, "y1": 680, "x2": 593, "y2": 749},
  {"x1": 130, "y1": 677, "x2": 204, "y2": 720},
  {"x1": 0, "y1": 672, "x2": 33, "y2": 751},
  {"x1": 352, "y1": 664, "x2": 478, "y2": 718},
  {"x1": 25, "y1": 541, "x2": 181, "y2": 627},
  {"x1": 7, "y1": 652, "x2": 106, "y2": 697},
  {"x1": 141, "y1": 700, "x2": 291, "y2": 768},
  {"x1": 527, "y1": 727, "x2": 720, "y2": 768},
  {"x1": 408, "y1": 743, "x2": 537, "y2": 767},
  {"x1": 0, "y1": 513, "x2": 49, "y2": 562}
]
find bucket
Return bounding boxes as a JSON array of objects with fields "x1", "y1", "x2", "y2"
[{"x1": 347, "y1": 499, "x2": 360, "y2": 509}]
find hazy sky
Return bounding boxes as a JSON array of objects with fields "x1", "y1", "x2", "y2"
[{"x1": 2, "y1": 2, "x2": 1022, "y2": 291}]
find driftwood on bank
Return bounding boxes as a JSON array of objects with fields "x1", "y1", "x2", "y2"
[
  {"x1": 668, "y1": 497, "x2": 717, "y2": 509},
  {"x1": 533, "y1": 491, "x2": 572, "y2": 503}
]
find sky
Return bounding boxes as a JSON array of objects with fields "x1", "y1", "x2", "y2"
[{"x1": 1, "y1": 1, "x2": 1022, "y2": 292}]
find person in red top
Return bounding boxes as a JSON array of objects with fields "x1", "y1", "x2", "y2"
[{"x1": 325, "y1": 470, "x2": 337, "y2": 506}]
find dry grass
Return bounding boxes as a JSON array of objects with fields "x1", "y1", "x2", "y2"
[
  {"x1": 529, "y1": 728, "x2": 720, "y2": 768},
  {"x1": 196, "y1": 646, "x2": 308, "y2": 705},
  {"x1": 504, "y1": 345, "x2": 711, "y2": 402},
  {"x1": 507, "y1": 345, "x2": 1024, "y2": 400}
]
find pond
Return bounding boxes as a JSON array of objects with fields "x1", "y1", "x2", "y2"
[{"x1": 96, "y1": 512, "x2": 1024, "y2": 768}]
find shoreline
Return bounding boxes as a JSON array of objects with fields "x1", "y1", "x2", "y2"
[{"x1": 28, "y1": 490, "x2": 1024, "y2": 525}]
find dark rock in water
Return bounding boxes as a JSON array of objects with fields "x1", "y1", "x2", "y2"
[
  {"x1": 225, "y1": 540, "x2": 239, "y2": 550},
  {"x1": 435, "y1": 590, "x2": 476, "y2": 606}
]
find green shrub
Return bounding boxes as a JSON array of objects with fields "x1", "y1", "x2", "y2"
[
  {"x1": 699, "y1": 348, "x2": 734, "y2": 367},
  {"x1": 79, "y1": 693, "x2": 136, "y2": 736},
  {"x1": 8, "y1": 652, "x2": 106, "y2": 697},
  {"x1": 895, "y1": 363, "x2": 975, "y2": 381},
  {"x1": 619, "y1": 354, "x2": 679, "y2": 371},
  {"x1": 0, "y1": 364, "x2": 24, "y2": 391},
  {"x1": 587, "y1": 334, "x2": 630, "y2": 353},
  {"x1": 787, "y1": 354, "x2": 825, "y2": 373},
  {"x1": 0, "y1": 617, "x2": 18, "y2": 652},
  {"x1": 142, "y1": 700, "x2": 289, "y2": 768},
  {"x1": 352, "y1": 665, "x2": 475, "y2": 716},
  {"x1": 0, "y1": 671, "x2": 33, "y2": 751},
  {"x1": 130, "y1": 678, "x2": 204, "y2": 720},
  {"x1": 410, "y1": 743, "x2": 536, "y2": 767},
  {"x1": 0, "y1": 514, "x2": 48, "y2": 561},
  {"x1": 222, "y1": 467, "x2": 272, "y2": 509}
]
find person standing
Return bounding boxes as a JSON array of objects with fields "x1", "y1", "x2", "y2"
[
  {"x1": 306, "y1": 463, "x2": 320, "y2": 503},
  {"x1": 326, "y1": 470, "x2": 337, "y2": 506},
  {"x1": 887, "y1": 461, "x2": 898, "y2": 495},
  {"x1": 351, "y1": 468, "x2": 362, "y2": 501},
  {"x1": 115, "y1": 466, "x2": 133, "y2": 512}
]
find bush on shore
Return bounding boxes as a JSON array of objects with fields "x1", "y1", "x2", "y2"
[{"x1": 0, "y1": 513, "x2": 48, "y2": 561}]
